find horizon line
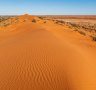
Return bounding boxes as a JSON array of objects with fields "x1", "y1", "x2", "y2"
[{"x1": 0, "y1": 14, "x2": 96, "y2": 16}]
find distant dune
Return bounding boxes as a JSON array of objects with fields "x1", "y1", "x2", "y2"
[
  {"x1": 0, "y1": 14, "x2": 96, "y2": 90},
  {"x1": 42, "y1": 15, "x2": 96, "y2": 20}
]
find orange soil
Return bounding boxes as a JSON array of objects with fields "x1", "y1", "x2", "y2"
[{"x1": 0, "y1": 15, "x2": 96, "y2": 90}]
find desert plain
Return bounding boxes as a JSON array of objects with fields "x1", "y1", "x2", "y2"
[{"x1": 0, "y1": 14, "x2": 96, "y2": 90}]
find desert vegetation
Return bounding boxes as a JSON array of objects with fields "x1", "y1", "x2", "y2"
[
  {"x1": 38, "y1": 16, "x2": 45, "y2": 19},
  {"x1": 0, "y1": 16, "x2": 16, "y2": 27},
  {"x1": 55, "y1": 20, "x2": 65, "y2": 25},
  {"x1": 42, "y1": 15, "x2": 96, "y2": 20},
  {"x1": 46, "y1": 16, "x2": 96, "y2": 40},
  {"x1": 68, "y1": 22, "x2": 96, "y2": 32},
  {"x1": 0, "y1": 14, "x2": 96, "y2": 90},
  {"x1": 32, "y1": 19, "x2": 36, "y2": 23},
  {"x1": 91, "y1": 35, "x2": 96, "y2": 41},
  {"x1": 0, "y1": 16, "x2": 15, "y2": 22}
]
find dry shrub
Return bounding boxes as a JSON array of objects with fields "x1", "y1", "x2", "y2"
[
  {"x1": 32, "y1": 19, "x2": 36, "y2": 23},
  {"x1": 78, "y1": 31, "x2": 86, "y2": 36},
  {"x1": 92, "y1": 35, "x2": 96, "y2": 41}
]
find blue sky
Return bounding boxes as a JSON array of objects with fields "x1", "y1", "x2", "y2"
[{"x1": 0, "y1": 0, "x2": 96, "y2": 15}]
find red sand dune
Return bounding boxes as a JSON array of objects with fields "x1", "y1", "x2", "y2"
[{"x1": 0, "y1": 15, "x2": 96, "y2": 90}]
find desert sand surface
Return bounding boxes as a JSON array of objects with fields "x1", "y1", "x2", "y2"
[{"x1": 0, "y1": 14, "x2": 96, "y2": 90}]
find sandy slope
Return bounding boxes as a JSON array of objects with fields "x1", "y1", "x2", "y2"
[{"x1": 0, "y1": 15, "x2": 96, "y2": 90}]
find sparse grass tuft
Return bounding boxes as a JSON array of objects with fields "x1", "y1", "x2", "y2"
[
  {"x1": 78, "y1": 31, "x2": 86, "y2": 36},
  {"x1": 32, "y1": 19, "x2": 36, "y2": 23},
  {"x1": 38, "y1": 16, "x2": 44, "y2": 19},
  {"x1": 55, "y1": 20, "x2": 65, "y2": 25},
  {"x1": 92, "y1": 35, "x2": 96, "y2": 41},
  {"x1": 44, "y1": 21, "x2": 46, "y2": 23}
]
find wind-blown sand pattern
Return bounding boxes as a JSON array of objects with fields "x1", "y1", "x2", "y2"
[{"x1": 0, "y1": 15, "x2": 96, "y2": 90}]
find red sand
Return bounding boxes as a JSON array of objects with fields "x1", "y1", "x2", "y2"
[{"x1": 0, "y1": 15, "x2": 96, "y2": 90}]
